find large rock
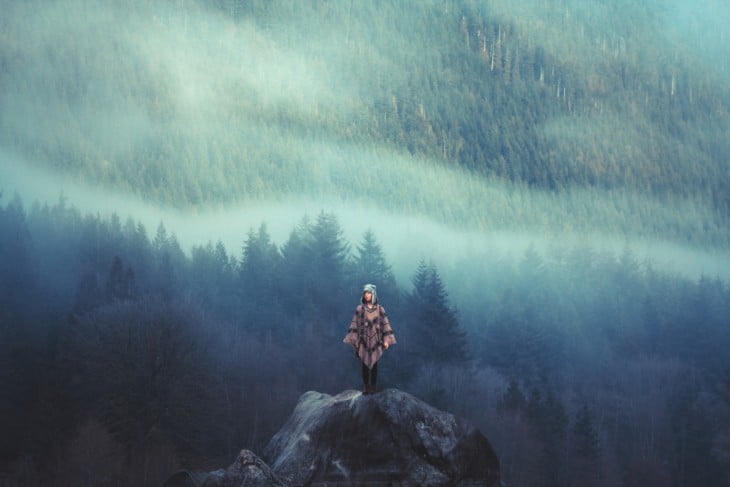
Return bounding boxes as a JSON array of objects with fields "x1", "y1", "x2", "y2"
[
  {"x1": 202, "y1": 449, "x2": 286, "y2": 487},
  {"x1": 165, "y1": 450, "x2": 285, "y2": 487},
  {"x1": 165, "y1": 389, "x2": 501, "y2": 487},
  {"x1": 262, "y1": 389, "x2": 500, "y2": 486}
]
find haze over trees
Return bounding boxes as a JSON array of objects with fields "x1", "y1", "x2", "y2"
[
  {"x1": 1, "y1": 1, "x2": 730, "y2": 486},
  {"x1": 1, "y1": 0, "x2": 728, "y2": 245},
  {"x1": 1, "y1": 197, "x2": 729, "y2": 486}
]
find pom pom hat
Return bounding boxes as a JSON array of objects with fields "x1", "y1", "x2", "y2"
[{"x1": 362, "y1": 283, "x2": 377, "y2": 304}]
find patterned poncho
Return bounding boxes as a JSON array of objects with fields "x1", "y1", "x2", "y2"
[{"x1": 343, "y1": 303, "x2": 397, "y2": 369}]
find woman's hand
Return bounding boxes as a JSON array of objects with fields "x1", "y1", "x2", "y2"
[{"x1": 383, "y1": 342, "x2": 389, "y2": 350}]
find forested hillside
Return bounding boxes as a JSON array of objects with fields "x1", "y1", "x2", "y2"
[
  {"x1": 1, "y1": 0, "x2": 729, "y2": 244},
  {"x1": 2, "y1": 1, "x2": 730, "y2": 486}
]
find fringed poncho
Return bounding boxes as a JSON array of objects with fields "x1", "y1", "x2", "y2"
[{"x1": 343, "y1": 303, "x2": 396, "y2": 369}]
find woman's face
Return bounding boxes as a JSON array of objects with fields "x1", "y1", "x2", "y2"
[{"x1": 363, "y1": 291, "x2": 372, "y2": 303}]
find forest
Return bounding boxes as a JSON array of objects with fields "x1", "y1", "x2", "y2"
[
  {"x1": 0, "y1": 195, "x2": 728, "y2": 486},
  {"x1": 1, "y1": 0, "x2": 729, "y2": 246},
  {"x1": 1, "y1": 0, "x2": 730, "y2": 486}
]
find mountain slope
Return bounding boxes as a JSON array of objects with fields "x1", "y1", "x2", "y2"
[{"x1": 1, "y1": 0, "x2": 728, "y2": 245}]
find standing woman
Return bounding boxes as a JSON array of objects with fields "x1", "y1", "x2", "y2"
[{"x1": 343, "y1": 284, "x2": 396, "y2": 394}]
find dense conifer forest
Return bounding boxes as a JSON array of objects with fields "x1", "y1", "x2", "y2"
[
  {"x1": 1, "y1": 0, "x2": 728, "y2": 245},
  {"x1": 1, "y1": 1, "x2": 730, "y2": 486},
  {"x1": 1, "y1": 197, "x2": 729, "y2": 486}
]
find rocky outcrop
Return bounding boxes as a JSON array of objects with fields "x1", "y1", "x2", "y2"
[
  {"x1": 203, "y1": 449, "x2": 286, "y2": 487},
  {"x1": 165, "y1": 450, "x2": 285, "y2": 487},
  {"x1": 166, "y1": 388, "x2": 500, "y2": 487},
  {"x1": 264, "y1": 388, "x2": 500, "y2": 486}
]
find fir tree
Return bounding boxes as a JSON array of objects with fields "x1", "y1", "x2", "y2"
[
  {"x1": 105, "y1": 256, "x2": 137, "y2": 302},
  {"x1": 238, "y1": 223, "x2": 283, "y2": 339},
  {"x1": 405, "y1": 260, "x2": 469, "y2": 366},
  {"x1": 353, "y1": 230, "x2": 399, "y2": 307},
  {"x1": 306, "y1": 212, "x2": 352, "y2": 329},
  {"x1": 570, "y1": 402, "x2": 602, "y2": 487}
]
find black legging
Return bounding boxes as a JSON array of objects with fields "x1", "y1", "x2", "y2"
[{"x1": 362, "y1": 362, "x2": 378, "y2": 386}]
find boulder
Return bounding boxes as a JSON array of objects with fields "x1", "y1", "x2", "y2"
[
  {"x1": 202, "y1": 449, "x2": 286, "y2": 487},
  {"x1": 164, "y1": 450, "x2": 285, "y2": 487},
  {"x1": 165, "y1": 388, "x2": 501, "y2": 487},
  {"x1": 263, "y1": 389, "x2": 500, "y2": 486}
]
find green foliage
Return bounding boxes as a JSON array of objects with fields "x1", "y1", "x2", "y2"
[
  {"x1": 352, "y1": 230, "x2": 398, "y2": 303},
  {"x1": 2, "y1": 186, "x2": 730, "y2": 484},
  {"x1": 404, "y1": 260, "x2": 470, "y2": 366},
  {"x1": 526, "y1": 385, "x2": 569, "y2": 487},
  {"x1": 278, "y1": 212, "x2": 353, "y2": 333},
  {"x1": 2, "y1": 0, "x2": 728, "y2": 245},
  {"x1": 67, "y1": 297, "x2": 220, "y2": 461},
  {"x1": 238, "y1": 223, "x2": 284, "y2": 338}
]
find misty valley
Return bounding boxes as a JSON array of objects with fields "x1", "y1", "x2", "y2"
[{"x1": 2, "y1": 0, "x2": 730, "y2": 486}]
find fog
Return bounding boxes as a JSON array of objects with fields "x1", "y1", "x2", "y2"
[
  {"x1": 2, "y1": 148, "x2": 728, "y2": 284},
  {"x1": 1, "y1": 0, "x2": 728, "y2": 253},
  {"x1": 3, "y1": 2, "x2": 730, "y2": 485},
  {"x1": 2, "y1": 0, "x2": 728, "y2": 296}
]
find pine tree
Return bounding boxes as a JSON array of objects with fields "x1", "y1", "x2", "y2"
[
  {"x1": 0, "y1": 195, "x2": 35, "y2": 314},
  {"x1": 306, "y1": 212, "x2": 352, "y2": 328},
  {"x1": 279, "y1": 217, "x2": 315, "y2": 326},
  {"x1": 105, "y1": 255, "x2": 136, "y2": 302},
  {"x1": 483, "y1": 294, "x2": 549, "y2": 387},
  {"x1": 526, "y1": 385, "x2": 569, "y2": 487},
  {"x1": 352, "y1": 230, "x2": 399, "y2": 306},
  {"x1": 405, "y1": 260, "x2": 469, "y2": 366},
  {"x1": 69, "y1": 298, "x2": 218, "y2": 467},
  {"x1": 499, "y1": 378, "x2": 527, "y2": 413},
  {"x1": 238, "y1": 223, "x2": 283, "y2": 339},
  {"x1": 570, "y1": 403, "x2": 602, "y2": 487}
]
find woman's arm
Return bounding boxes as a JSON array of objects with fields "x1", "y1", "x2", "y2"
[
  {"x1": 380, "y1": 305, "x2": 396, "y2": 347},
  {"x1": 343, "y1": 306, "x2": 361, "y2": 346}
]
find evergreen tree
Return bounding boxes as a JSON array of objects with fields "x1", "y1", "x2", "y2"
[
  {"x1": 121, "y1": 219, "x2": 152, "y2": 291},
  {"x1": 189, "y1": 240, "x2": 236, "y2": 317},
  {"x1": 304, "y1": 212, "x2": 352, "y2": 332},
  {"x1": 405, "y1": 260, "x2": 469, "y2": 366},
  {"x1": 238, "y1": 223, "x2": 283, "y2": 340},
  {"x1": 67, "y1": 298, "x2": 220, "y2": 467},
  {"x1": 0, "y1": 195, "x2": 35, "y2": 314},
  {"x1": 151, "y1": 223, "x2": 186, "y2": 302},
  {"x1": 570, "y1": 403, "x2": 602, "y2": 487},
  {"x1": 499, "y1": 378, "x2": 528, "y2": 414},
  {"x1": 154, "y1": 251, "x2": 176, "y2": 301},
  {"x1": 352, "y1": 230, "x2": 399, "y2": 307},
  {"x1": 309, "y1": 212, "x2": 351, "y2": 294},
  {"x1": 153, "y1": 222, "x2": 169, "y2": 253},
  {"x1": 279, "y1": 216, "x2": 313, "y2": 303},
  {"x1": 105, "y1": 256, "x2": 137, "y2": 302},
  {"x1": 526, "y1": 385, "x2": 569, "y2": 487},
  {"x1": 669, "y1": 388, "x2": 726, "y2": 487},
  {"x1": 482, "y1": 286, "x2": 551, "y2": 386}
]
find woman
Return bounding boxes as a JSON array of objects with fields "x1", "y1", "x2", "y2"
[{"x1": 343, "y1": 284, "x2": 396, "y2": 394}]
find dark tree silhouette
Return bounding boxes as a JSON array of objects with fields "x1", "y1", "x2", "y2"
[
  {"x1": 404, "y1": 260, "x2": 469, "y2": 366},
  {"x1": 238, "y1": 223, "x2": 284, "y2": 340},
  {"x1": 105, "y1": 255, "x2": 137, "y2": 302},
  {"x1": 352, "y1": 230, "x2": 399, "y2": 308}
]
